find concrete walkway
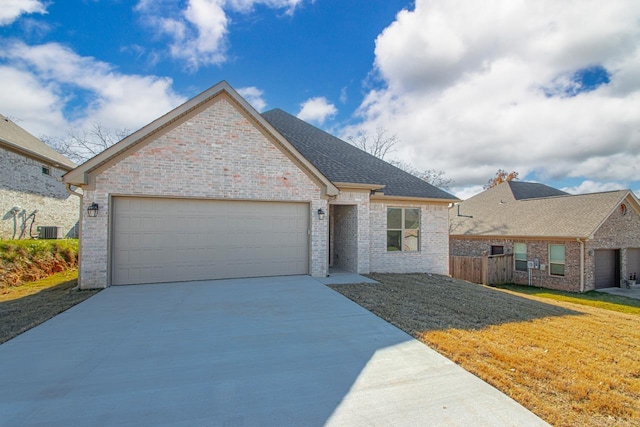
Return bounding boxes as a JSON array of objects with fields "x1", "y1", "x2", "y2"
[
  {"x1": 596, "y1": 286, "x2": 640, "y2": 300},
  {"x1": 0, "y1": 276, "x2": 548, "y2": 426}
]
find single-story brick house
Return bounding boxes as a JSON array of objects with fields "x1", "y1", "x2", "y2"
[
  {"x1": 450, "y1": 181, "x2": 640, "y2": 292},
  {"x1": 1, "y1": 114, "x2": 78, "y2": 240},
  {"x1": 64, "y1": 81, "x2": 457, "y2": 289}
]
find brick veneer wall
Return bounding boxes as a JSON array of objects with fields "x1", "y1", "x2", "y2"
[
  {"x1": 0, "y1": 147, "x2": 79, "y2": 239},
  {"x1": 80, "y1": 97, "x2": 327, "y2": 288},
  {"x1": 369, "y1": 202, "x2": 449, "y2": 275},
  {"x1": 450, "y1": 237, "x2": 583, "y2": 292},
  {"x1": 585, "y1": 201, "x2": 640, "y2": 290}
]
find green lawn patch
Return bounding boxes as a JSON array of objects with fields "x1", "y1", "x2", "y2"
[{"x1": 495, "y1": 283, "x2": 640, "y2": 315}]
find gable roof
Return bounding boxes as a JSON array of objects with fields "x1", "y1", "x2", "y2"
[
  {"x1": 450, "y1": 181, "x2": 638, "y2": 239},
  {"x1": 64, "y1": 82, "x2": 338, "y2": 196},
  {"x1": 262, "y1": 109, "x2": 457, "y2": 201},
  {"x1": 0, "y1": 114, "x2": 76, "y2": 170}
]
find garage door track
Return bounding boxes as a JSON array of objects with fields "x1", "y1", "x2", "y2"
[{"x1": 0, "y1": 276, "x2": 547, "y2": 426}]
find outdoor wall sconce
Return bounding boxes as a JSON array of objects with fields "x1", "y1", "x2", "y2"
[
  {"x1": 87, "y1": 203, "x2": 99, "y2": 217},
  {"x1": 317, "y1": 208, "x2": 326, "y2": 220}
]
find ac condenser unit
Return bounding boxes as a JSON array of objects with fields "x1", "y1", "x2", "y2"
[{"x1": 37, "y1": 226, "x2": 64, "y2": 239}]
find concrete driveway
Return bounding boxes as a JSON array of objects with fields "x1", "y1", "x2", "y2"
[{"x1": 0, "y1": 276, "x2": 547, "y2": 426}]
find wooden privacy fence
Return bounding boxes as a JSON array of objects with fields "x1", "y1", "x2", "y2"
[{"x1": 450, "y1": 252, "x2": 514, "y2": 285}]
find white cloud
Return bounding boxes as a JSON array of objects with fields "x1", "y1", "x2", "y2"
[
  {"x1": 0, "y1": 41, "x2": 185, "y2": 137},
  {"x1": 352, "y1": 0, "x2": 640, "y2": 190},
  {"x1": 0, "y1": 0, "x2": 46, "y2": 26},
  {"x1": 450, "y1": 184, "x2": 484, "y2": 201},
  {"x1": 297, "y1": 97, "x2": 337, "y2": 125},
  {"x1": 237, "y1": 86, "x2": 267, "y2": 111},
  {"x1": 561, "y1": 180, "x2": 627, "y2": 195},
  {"x1": 135, "y1": 0, "x2": 307, "y2": 70}
]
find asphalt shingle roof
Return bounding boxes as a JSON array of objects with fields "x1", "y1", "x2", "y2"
[
  {"x1": 507, "y1": 181, "x2": 569, "y2": 200},
  {"x1": 262, "y1": 109, "x2": 457, "y2": 200},
  {"x1": 450, "y1": 181, "x2": 630, "y2": 238},
  {"x1": 0, "y1": 114, "x2": 75, "y2": 170}
]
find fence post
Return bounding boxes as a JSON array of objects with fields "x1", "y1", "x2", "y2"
[{"x1": 481, "y1": 251, "x2": 489, "y2": 285}]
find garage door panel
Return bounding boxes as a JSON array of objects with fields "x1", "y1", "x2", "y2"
[{"x1": 112, "y1": 198, "x2": 309, "y2": 285}]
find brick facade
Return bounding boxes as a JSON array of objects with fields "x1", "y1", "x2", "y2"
[
  {"x1": 0, "y1": 147, "x2": 79, "y2": 239},
  {"x1": 451, "y1": 198, "x2": 640, "y2": 292},
  {"x1": 79, "y1": 97, "x2": 327, "y2": 288},
  {"x1": 369, "y1": 202, "x2": 449, "y2": 275}
]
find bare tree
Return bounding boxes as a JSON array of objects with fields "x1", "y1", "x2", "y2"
[
  {"x1": 347, "y1": 126, "x2": 398, "y2": 160},
  {"x1": 484, "y1": 169, "x2": 519, "y2": 189},
  {"x1": 390, "y1": 160, "x2": 454, "y2": 190},
  {"x1": 43, "y1": 122, "x2": 129, "y2": 163}
]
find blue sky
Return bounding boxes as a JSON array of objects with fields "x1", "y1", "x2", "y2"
[{"x1": 1, "y1": 0, "x2": 639, "y2": 199}]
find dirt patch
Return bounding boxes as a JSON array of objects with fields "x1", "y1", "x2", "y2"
[
  {"x1": 329, "y1": 273, "x2": 640, "y2": 427},
  {"x1": 0, "y1": 272, "x2": 99, "y2": 344}
]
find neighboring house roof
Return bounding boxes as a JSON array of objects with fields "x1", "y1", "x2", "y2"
[
  {"x1": 64, "y1": 81, "x2": 339, "y2": 196},
  {"x1": 507, "y1": 181, "x2": 569, "y2": 200},
  {"x1": 450, "y1": 181, "x2": 639, "y2": 239},
  {"x1": 262, "y1": 109, "x2": 457, "y2": 201},
  {"x1": 0, "y1": 114, "x2": 76, "y2": 170}
]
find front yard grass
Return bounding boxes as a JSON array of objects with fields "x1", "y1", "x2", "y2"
[
  {"x1": 495, "y1": 283, "x2": 640, "y2": 315},
  {"x1": 0, "y1": 269, "x2": 99, "y2": 344},
  {"x1": 329, "y1": 273, "x2": 640, "y2": 427}
]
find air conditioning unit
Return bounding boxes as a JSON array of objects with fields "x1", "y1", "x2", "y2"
[{"x1": 37, "y1": 226, "x2": 64, "y2": 239}]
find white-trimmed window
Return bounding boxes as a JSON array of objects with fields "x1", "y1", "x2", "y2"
[
  {"x1": 549, "y1": 244, "x2": 565, "y2": 276},
  {"x1": 514, "y1": 243, "x2": 527, "y2": 272},
  {"x1": 387, "y1": 208, "x2": 420, "y2": 252},
  {"x1": 42, "y1": 166, "x2": 51, "y2": 175}
]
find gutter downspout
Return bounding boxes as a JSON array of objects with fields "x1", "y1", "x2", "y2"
[
  {"x1": 577, "y1": 238, "x2": 585, "y2": 293},
  {"x1": 66, "y1": 184, "x2": 83, "y2": 290}
]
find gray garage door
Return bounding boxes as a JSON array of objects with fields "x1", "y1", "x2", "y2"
[
  {"x1": 594, "y1": 249, "x2": 620, "y2": 289},
  {"x1": 627, "y1": 248, "x2": 640, "y2": 280},
  {"x1": 112, "y1": 197, "x2": 309, "y2": 285}
]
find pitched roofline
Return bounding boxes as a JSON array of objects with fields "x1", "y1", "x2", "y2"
[
  {"x1": 450, "y1": 234, "x2": 586, "y2": 240},
  {"x1": 371, "y1": 194, "x2": 458, "y2": 204},
  {"x1": 333, "y1": 182, "x2": 386, "y2": 191},
  {"x1": 0, "y1": 138, "x2": 74, "y2": 171},
  {"x1": 588, "y1": 190, "x2": 640, "y2": 238},
  {"x1": 63, "y1": 81, "x2": 339, "y2": 196}
]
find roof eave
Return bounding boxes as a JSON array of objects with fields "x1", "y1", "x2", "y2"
[
  {"x1": 1, "y1": 139, "x2": 75, "y2": 171},
  {"x1": 450, "y1": 234, "x2": 588, "y2": 241},
  {"x1": 371, "y1": 193, "x2": 458, "y2": 204}
]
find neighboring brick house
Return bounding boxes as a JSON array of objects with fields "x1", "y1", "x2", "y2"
[
  {"x1": 64, "y1": 81, "x2": 458, "y2": 289},
  {"x1": 0, "y1": 114, "x2": 78, "y2": 240},
  {"x1": 450, "y1": 181, "x2": 640, "y2": 292}
]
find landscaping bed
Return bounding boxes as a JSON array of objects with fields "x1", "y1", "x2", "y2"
[{"x1": 329, "y1": 273, "x2": 640, "y2": 427}]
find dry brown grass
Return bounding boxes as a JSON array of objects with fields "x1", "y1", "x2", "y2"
[
  {"x1": 0, "y1": 270, "x2": 99, "y2": 344},
  {"x1": 330, "y1": 273, "x2": 640, "y2": 427}
]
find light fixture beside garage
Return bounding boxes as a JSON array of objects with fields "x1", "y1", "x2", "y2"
[
  {"x1": 317, "y1": 208, "x2": 326, "y2": 220},
  {"x1": 87, "y1": 202, "x2": 99, "y2": 217}
]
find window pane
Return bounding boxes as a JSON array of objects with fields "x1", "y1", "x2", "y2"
[
  {"x1": 550, "y1": 263, "x2": 565, "y2": 276},
  {"x1": 387, "y1": 208, "x2": 402, "y2": 229},
  {"x1": 404, "y1": 208, "x2": 420, "y2": 229},
  {"x1": 515, "y1": 259, "x2": 528, "y2": 272},
  {"x1": 514, "y1": 243, "x2": 527, "y2": 260},
  {"x1": 550, "y1": 245, "x2": 565, "y2": 263},
  {"x1": 404, "y1": 229, "x2": 419, "y2": 251},
  {"x1": 387, "y1": 231, "x2": 401, "y2": 251}
]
